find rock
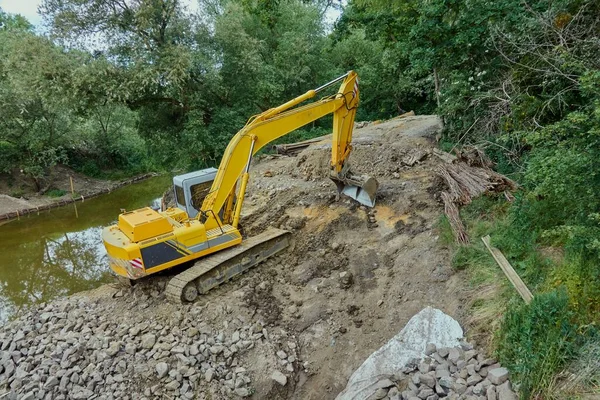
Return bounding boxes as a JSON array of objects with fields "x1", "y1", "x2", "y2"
[
  {"x1": 418, "y1": 387, "x2": 434, "y2": 399},
  {"x1": 437, "y1": 348, "x2": 449, "y2": 358},
  {"x1": 44, "y1": 376, "x2": 59, "y2": 389},
  {"x1": 488, "y1": 367, "x2": 509, "y2": 385},
  {"x1": 125, "y1": 343, "x2": 136, "y2": 355},
  {"x1": 72, "y1": 388, "x2": 94, "y2": 399},
  {"x1": 235, "y1": 387, "x2": 251, "y2": 397},
  {"x1": 277, "y1": 350, "x2": 288, "y2": 360},
  {"x1": 165, "y1": 380, "x2": 180, "y2": 390},
  {"x1": 271, "y1": 370, "x2": 287, "y2": 386},
  {"x1": 473, "y1": 383, "x2": 484, "y2": 395},
  {"x1": 438, "y1": 376, "x2": 454, "y2": 389},
  {"x1": 419, "y1": 362, "x2": 431, "y2": 374},
  {"x1": 419, "y1": 373, "x2": 436, "y2": 388},
  {"x1": 339, "y1": 271, "x2": 354, "y2": 289},
  {"x1": 447, "y1": 348, "x2": 461, "y2": 364},
  {"x1": 205, "y1": 368, "x2": 215, "y2": 383},
  {"x1": 497, "y1": 381, "x2": 516, "y2": 400},
  {"x1": 466, "y1": 374, "x2": 483, "y2": 386},
  {"x1": 156, "y1": 362, "x2": 169, "y2": 378},
  {"x1": 486, "y1": 385, "x2": 497, "y2": 400},
  {"x1": 425, "y1": 343, "x2": 437, "y2": 356},
  {"x1": 20, "y1": 391, "x2": 35, "y2": 400},
  {"x1": 141, "y1": 334, "x2": 156, "y2": 349},
  {"x1": 369, "y1": 388, "x2": 388, "y2": 399},
  {"x1": 106, "y1": 342, "x2": 120, "y2": 356}
]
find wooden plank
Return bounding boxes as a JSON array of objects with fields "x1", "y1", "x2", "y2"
[{"x1": 481, "y1": 235, "x2": 534, "y2": 304}]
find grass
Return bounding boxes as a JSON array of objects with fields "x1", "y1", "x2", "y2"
[
  {"x1": 47, "y1": 189, "x2": 67, "y2": 198},
  {"x1": 440, "y1": 195, "x2": 598, "y2": 399}
]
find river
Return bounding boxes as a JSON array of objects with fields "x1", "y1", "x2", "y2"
[{"x1": 0, "y1": 175, "x2": 172, "y2": 323}]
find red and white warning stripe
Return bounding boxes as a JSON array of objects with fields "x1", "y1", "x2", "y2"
[
  {"x1": 353, "y1": 78, "x2": 360, "y2": 98},
  {"x1": 130, "y1": 258, "x2": 143, "y2": 269}
]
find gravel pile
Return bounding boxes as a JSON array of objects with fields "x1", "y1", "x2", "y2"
[
  {"x1": 0, "y1": 285, "x2": 298, "y2": 400},
  {"x1": 366, "y1": 343, "x2": 517, "y2": 400}
]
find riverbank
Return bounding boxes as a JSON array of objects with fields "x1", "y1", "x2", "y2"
[{"x1": 0, "y1": 166, "x2": 158, "y2": 221}]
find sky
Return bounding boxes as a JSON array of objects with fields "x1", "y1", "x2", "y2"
[
  {"x1": 0, "y1": 0, "x2": 341, "y2": 29},
  {"x1": 0, "y1": 0, "x2": 202, "y2": 28}
]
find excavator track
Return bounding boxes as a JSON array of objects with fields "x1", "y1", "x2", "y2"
[{"x1": 165, "y1": 228, "x2": 291, "y2": 303}]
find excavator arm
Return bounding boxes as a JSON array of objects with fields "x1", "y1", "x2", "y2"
[{"x1": 200, "y1": 71, "x2": 378, "y2": 230}]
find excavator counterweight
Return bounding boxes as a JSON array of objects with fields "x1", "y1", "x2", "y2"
[{"x1": 102, "y1": 71, "x2": 378, "y2": 302}]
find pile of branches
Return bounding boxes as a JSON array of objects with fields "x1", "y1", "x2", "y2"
[{"x1": 436, "y1": 147, "x2": 517, "y2": 243}]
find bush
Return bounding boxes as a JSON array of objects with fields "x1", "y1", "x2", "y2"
[
  {"x1": 496, "y1": 288, "x2": 580, "y2": 399},
  {"x1": 47, "y1": 189, "x2": 67, "y2": 197}
]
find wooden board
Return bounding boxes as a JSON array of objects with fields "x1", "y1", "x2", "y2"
[{"x1": 482, "y1": 235, "x2": 534, "y2": 304}]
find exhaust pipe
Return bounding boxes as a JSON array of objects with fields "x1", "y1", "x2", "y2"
[{"x1": 330, "y1": 168, "x2": 379, "y2": 208}]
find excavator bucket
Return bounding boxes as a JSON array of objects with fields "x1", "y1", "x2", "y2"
[{"x1": 331, "y1": 172, "x2": 379, "y2": 208}]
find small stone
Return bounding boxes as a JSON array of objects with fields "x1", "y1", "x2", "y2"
[
  {"x1": 141, "y1": 334, "x2": 156, "y2": 349},
  {"x1": 437, "y1": 347, "x2": 449, "y2": 358},
  {"x1": 419, "y1": 373, "x2": 436, "y2": 388},
  {"x1": 473, "y1": 383, "x2": 484, "y2": 395},
  {"x1": 271, "y1": 370, "x2": 287, "y2": 386},
  {"x1": 205, "y1": 368, "x2": 215, "y2": 383},
  {"x1": 447, "y1": 348, "x2": 461, "y2": 364},
  {"x1": 497, "y1": 381, "x2": 517, "y2": 400},
  {"x1": 439, "y1": 376, "x2": 454, "y2": 389},
  {"x1": 106, "y1": 342, "x2": 120, "y2": 356},
  {"x1": 21, "y1": 391, "x2": 35, "y2": 400},
  {"x1": 187, "y1": 328, "x2": 199, "y2": 337},
  {"x1": 466, "y1": 374, "x2": 483, "y2": 386},
  {"x1": 464, "y1": 350, "x2": 478, "y2": 361},
  {"x1": 156, "y1": 362, "x2": 169, "y2": 378},
  {"x1": 125, "y1": 343, "x2": 136, "y2": 355},
  {"x1": 371, "y1": 388, "x2": 388, "y2": 399},
  {"x1": 435, "y1": 383, "x2": 446, "y2": 396},
  {"x1": 425, "y1": 343, "x2": 436, "y2": 355},
  {"x1": 44, "y1": 376, "x2": 59, "y2": 388},
  {"x1": 419, "y1": 362, "x2": 431, "y2": 374},
  {"x1": 165, "y1": 380, "x2": 180, "y2": 390},
  {"x1": 235, "y1": 387, "x2": 251, "y2": 397},
  {"x1": 418, "y1": 387, "x2": 434, "y2": 399},
  {"x1": 486, "y1": 385, "x2": 497, "y2": 400},
  {"x1": 277, "y1": 350, "x2": 287, "y2": 360},
  {"x1": 487, "y1": 367, "x2": 509, "y2": 385}
]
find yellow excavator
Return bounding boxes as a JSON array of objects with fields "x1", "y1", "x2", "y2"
[{"x1": 102, "y1": 71, "x2": 378, "y2": 302}]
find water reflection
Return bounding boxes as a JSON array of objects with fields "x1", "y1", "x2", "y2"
[{"x1": 0, "y1": 176, "x2": 171, "y2": 323}]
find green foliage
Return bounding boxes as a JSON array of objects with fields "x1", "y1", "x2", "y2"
[
  {"x1": 496, "y1": 289, "x2": 580, "y2": 399},
  {"x1": 47, "y1": 189, "x2": 67, "y2": 198}
]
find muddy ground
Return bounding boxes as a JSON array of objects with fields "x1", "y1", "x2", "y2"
[{"x1": 0, "y1": 115, "x2": 472, "y2": 400}]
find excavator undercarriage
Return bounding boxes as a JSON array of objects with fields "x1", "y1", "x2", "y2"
[{"x1": 165, "y1": 228, "x2": 291, "y2": 303}]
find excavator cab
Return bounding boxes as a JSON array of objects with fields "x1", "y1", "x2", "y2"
[{"x1": 173, "y1": 168, "x2": 218, "y2": 218}]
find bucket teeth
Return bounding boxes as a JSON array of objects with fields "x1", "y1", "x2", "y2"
[{"x1": 331, "y1": 171, "x2": 379, "y2": 207}]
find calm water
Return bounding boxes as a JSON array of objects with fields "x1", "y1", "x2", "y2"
[{"x1": 0, "y1": 175, "x2": 172, "y2": 323}]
